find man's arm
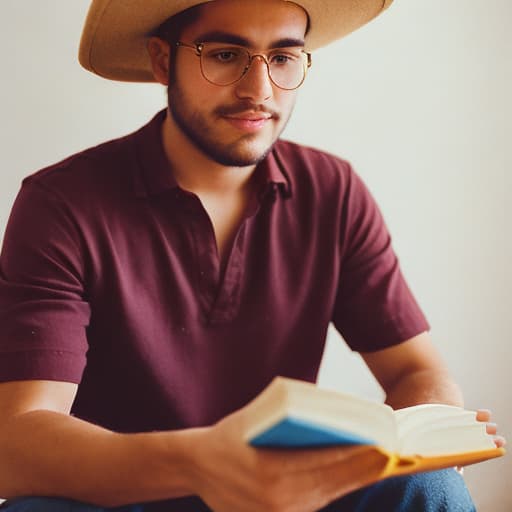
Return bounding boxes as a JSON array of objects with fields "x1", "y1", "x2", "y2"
[
  {"x1": 0, "y1": 380, "x2": 194, "y2": 506},
  {"x1": 360, "y1": 331, "x2": 464, "y2": 409},
  {"x1": 361, "y1": 331, "x2": 506, "y2": 448},
  {"x1": 0, "y1": 380, "x2": 390, "y2": 510}
]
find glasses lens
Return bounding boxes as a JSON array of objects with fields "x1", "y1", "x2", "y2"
[
  {"x1": 200, "y1": 43, "x2": 249, "y2": 86},
  {"x1": 268, "y1": 49, "x2": 307, "y2": 90}
]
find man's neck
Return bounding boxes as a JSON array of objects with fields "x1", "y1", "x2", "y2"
[
  {"x1": 160, "y1": 111, "x2": 256, "y2": 197},
  {"x1": 159, "y1": 111, "x2": 260, "y2": 266}
]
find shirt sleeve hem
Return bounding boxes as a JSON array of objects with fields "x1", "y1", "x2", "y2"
[
  {"x1": 340, "y1": 318, "x2": 431, "y2": 353},
  {"x1": 0, "y1": 349, "x2": 86, "y2": 384}
]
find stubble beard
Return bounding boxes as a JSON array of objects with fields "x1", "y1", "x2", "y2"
[{"x1": 167, "y1": 85, "x2": 292, "y2": 167}]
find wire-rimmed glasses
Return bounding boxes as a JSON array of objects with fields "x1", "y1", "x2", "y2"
[{"x1": 175, "y1": 41, "x2": 312, "y2": 90}]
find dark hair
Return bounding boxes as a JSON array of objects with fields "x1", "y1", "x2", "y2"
[
  {"x1": 151, "y1": 4, "x2": 204, "y2": 84},
  {"x1": 152, "y1": 3, "x2": 204, "y2": 43}
]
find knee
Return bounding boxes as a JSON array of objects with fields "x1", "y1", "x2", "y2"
[
  {"x1": 1, "y1": 497, "x2": 107, "y2": 512},
  {"x1": 372, "y1": 469, "x2": 476, "y2": 511}
]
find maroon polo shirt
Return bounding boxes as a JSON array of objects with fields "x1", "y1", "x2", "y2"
[{"x1": 0, "y1": 110, "x2": 428, "y2": 508}]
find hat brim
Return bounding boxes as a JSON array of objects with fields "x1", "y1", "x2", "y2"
[{"x1": 79, "y1": 0, "x2": 393, "y2": 82}]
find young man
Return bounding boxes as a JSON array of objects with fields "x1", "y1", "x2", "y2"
[{"x1": 0, "y1": 0, "x2": 503, "y2": 511}]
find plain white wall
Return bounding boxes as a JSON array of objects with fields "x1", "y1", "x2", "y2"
[{"x1": 1, "y1": 1, "x2": 510, "y2": 509}]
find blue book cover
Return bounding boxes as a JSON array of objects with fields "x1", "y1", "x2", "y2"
[{"x1": 249, "y1": 415, "x2": 376, "y2": 448}]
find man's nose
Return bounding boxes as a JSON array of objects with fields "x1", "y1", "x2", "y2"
[{"x1": 234, "y1": 55, "x2": 273, "y2": 103}]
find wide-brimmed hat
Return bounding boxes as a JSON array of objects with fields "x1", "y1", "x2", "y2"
[{"x1": 79, "y1": 0, "x2": 393, "y2": 82}]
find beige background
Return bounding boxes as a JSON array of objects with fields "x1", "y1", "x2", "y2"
[{"x1": 1, "y1": 0, "x2": 510, "y2": 509}]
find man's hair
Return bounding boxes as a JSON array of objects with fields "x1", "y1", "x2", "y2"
[
  {"x1": 152, "y1": 4, "x2": 204, "y2": 42},
  {"x1": 151, "y1": 4, "x2": 205, "y2": 84}
]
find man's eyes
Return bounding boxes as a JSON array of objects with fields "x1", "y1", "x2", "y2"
[
  {"x1": 205, "y1": 47, "x2": 302, "y2": 65},
  {"x1": 204, "y1": 48, "x2": 244, "y2": 63},
  {"x1": 210, "y1": 50, "x2": 241, "y2": 62},
  {"x1": 270, "y1": 53, "x2": 297, "y2": 65}
]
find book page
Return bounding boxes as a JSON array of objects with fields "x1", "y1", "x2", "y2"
[
  {"x1": 394, "y1": 404, "x2": 496, "y2": 456},
  {"x1": 395, "y1": 404, "x2": 473, "y2": 437},
  {"x1": 285, "y1": 380, "x2": 398, "y2": 450},
  {"x1": 245, "y1": 378, "x2": 398, "y2": 451}
]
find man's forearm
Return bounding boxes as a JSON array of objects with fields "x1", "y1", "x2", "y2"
[
  {"x1": 384, "y1": 369, "x2": 464, "y2": 410},
  {"x1": 0, "y1": 410, "x2": 197, "y2": 507}
]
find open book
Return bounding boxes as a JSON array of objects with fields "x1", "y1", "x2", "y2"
[{"x1": 243, "y1": 377, "x2": 504, "y2": 477}]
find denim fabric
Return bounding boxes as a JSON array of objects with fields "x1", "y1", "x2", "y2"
[
  {"x1": 1, "y1": 469, "x2": 475, "y2": 511},
  {"x1": 322, "y1": 469, "x2": 476, "y2": 512},
  {"x1": 0, "y1": 498, "x2": 142, "y2": 512}
]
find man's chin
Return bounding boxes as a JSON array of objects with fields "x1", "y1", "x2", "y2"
[
  {"x1": 210, "y1": 139, "x2": 275, "y2": 167},
  {"x1": 207, "y1": 150, "x2": 269, "y2": 168}
]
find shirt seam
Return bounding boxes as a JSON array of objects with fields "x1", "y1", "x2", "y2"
[{"x1": 0, "y1": 348, "x2": 86, "y2": 356}]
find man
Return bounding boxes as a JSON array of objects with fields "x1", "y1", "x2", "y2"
[{"x1": 0, "y1": 0, "x2": 504, "y2": 511}]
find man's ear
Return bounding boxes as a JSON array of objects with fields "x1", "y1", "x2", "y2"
[{"x1": 147, "y1": 37, "x2": 171, "y2": 85}]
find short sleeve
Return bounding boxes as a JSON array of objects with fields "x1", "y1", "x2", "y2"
[
  {"x1": 0, "y1": 180, "x2": 91, "y2": 383},
  {"x1": 332, "y1": 170, "x2": 429, "y2": 352}
]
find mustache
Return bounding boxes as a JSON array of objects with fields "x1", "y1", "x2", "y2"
[{"x1": 214, "y1": 102, "x2": 280, "y2": 119}]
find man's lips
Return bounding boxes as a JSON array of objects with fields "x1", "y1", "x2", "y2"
[
  {"x1": 222, "y1": 111, "x2": 274, "y2": 132},
  {"x1": 225, "y1": 111, "x2": 273, "y2": 121}
]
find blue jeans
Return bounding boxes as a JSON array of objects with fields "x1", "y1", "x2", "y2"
[{"x1": 1, "y1": 469, "x2": 475, "y2": 511}]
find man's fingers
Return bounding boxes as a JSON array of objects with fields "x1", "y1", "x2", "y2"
[
  {"x1": 476, "y1": 409, "x2": 492, "y2": 422},
  {"x1": 486, "y1": 423, "x2": 497, "y2": 435},
  {"x1": 474, "y1": 410, "x2": 506, "y2": 447},
  {"x1": 493, "y1": 435, "x2": 506, "y2": 448},
  {"x1": 289, "y1": 446, "x2": 389, "y2": 508},
  {"x1": 255, "y1": 444, "x2": 377, "y2": 473}
]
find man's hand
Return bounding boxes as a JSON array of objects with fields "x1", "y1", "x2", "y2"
[
  {"x1": 185, "y1": 404, "x2": 388, "y2": 512},
  {"x1": 455, "y1": 408, "x2": 506, "y2": 475},
  {"x1": 476, "y1": 409, "x2": 506, "y2": 448}
]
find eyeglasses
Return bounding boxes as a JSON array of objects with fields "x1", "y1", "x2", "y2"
[{"x1": 175, "y1": 41, "x2": 312, "y2": 91}]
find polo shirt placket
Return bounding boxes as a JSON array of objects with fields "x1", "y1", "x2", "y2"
[{"x1": 132, "y1": 111, "x2": 291, "y2": 326}]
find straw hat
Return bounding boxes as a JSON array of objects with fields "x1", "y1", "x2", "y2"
[{"x1": 79, "y1": 0, "x2": 393, "y2": 82}]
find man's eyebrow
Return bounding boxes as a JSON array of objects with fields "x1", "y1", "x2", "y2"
[
  {"x1": 193, "y1": 31, "x2": 305, "y2": 49},
  {"x1": 193, "y1": 31, "x2": 250, "y2": 46},
  {"x1": 270, "y1": 38, "x2": 305, "y2": 49}
]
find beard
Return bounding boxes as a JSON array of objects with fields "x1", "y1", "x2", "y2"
[{"x1": 167, "y1": 84, "x2": 292, "y2": 167}]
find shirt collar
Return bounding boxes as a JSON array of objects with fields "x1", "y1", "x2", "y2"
[
  {"x1": 132, "y1": 109, "x2": 291, "y2": 199},
  {"x1": 132, "y1": 110, "x2": 179, "y2": 198}
]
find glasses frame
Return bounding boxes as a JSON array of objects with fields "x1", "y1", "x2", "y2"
[{"x1": 175, "y1": 41, "x2": 312, "y2": 91}]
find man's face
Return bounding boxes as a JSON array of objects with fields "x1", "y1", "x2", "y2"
[{"x1": 166, "y1": 0, "x2": 309, "y2": 167}]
